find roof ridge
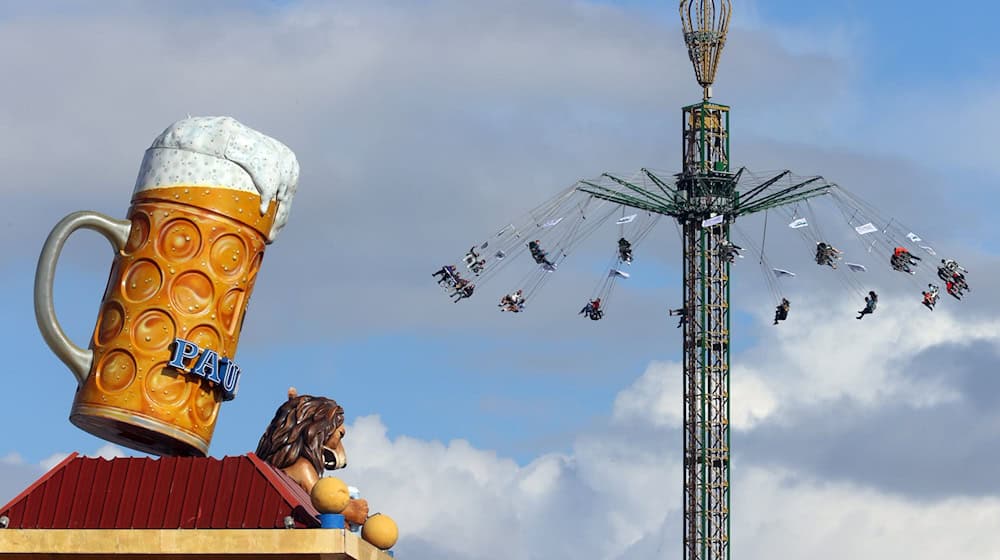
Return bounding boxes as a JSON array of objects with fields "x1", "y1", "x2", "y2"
[{"x1": 246, "y1": 453, "x2": 320, "y2": 527}]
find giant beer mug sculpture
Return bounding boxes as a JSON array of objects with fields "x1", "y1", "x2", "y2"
[{"x1": 34, "y1": 117, "x2": 299, "y2": 456}]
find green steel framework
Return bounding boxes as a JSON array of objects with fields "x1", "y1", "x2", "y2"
[
  {"x1": 576, "y1": 100, "x2": 833, "y2": 560},
  {"x1": 680, "y1": 101, "x2": 733, "y2": 560}
]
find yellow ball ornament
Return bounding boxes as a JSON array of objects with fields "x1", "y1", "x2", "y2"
[
  {"x1": 362, "y1": 513, "x2": 399, "y2": 550},
  {"x1": 310, "y1": 476, "x2": 350, "y2": 514}
]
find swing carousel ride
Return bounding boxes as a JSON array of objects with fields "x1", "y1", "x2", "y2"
[{"x1": 432, "y1": 1, "x2": 970, "y2": 559}]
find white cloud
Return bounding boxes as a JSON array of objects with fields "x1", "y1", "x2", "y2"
[
  {"x1": 611, "y1": 360, "x2": 778, "y2": 430},
  {"x1": 750, "y1": 293, "x2": 998, "y2": 415},
  {"x1": 733, "y1": 467, "x2": 1000, "y2": 560},
  {"x1": 38, "y1": 452, "x2": 70, "y2": 472},
  {"x1": 343, "y1": 413, "x2": 676, "y2": 559},
  {"x1": 612, "y1": 293, "x2": 1000, "y2": 430},
  {"x1": 612, "y1": 360, "x2": 682, "y2": 428},
  {"x1": 340, "y1": 409, "x2": 1000, "y2": 560},
  {"x1": 335, "y1": 293, "x2": 1000, "y2": 559}
]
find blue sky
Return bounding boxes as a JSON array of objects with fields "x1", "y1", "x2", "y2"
[{"x1": 1, "y1": 1, "x2": 999, "y2": 558}]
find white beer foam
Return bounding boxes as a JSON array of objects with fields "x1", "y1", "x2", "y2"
[{"x1": 133, "y1": 116, "x2": 300, "y2": 242}]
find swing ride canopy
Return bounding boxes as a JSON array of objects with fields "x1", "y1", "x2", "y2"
[{"x1": 434, "y1": 166, "x2": 963, "y2": 318}]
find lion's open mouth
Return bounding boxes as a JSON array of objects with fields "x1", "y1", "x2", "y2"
[{"x1": 323, "y1": 446, "x2": 346, "y2": 470}]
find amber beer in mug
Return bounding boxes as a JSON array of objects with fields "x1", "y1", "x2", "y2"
[{"x1": 35, "y1": 117, "x2": 299, "y2": 456}]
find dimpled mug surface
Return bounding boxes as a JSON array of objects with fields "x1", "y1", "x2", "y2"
[
  {"x1": 35, "y1": 116, "x2": 299, "y2": 456},
  {"x1": 71, "y1": 187, "x2": 276, "y2": 456}
]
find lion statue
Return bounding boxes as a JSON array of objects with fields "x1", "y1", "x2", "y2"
[{"x1": 256, "y1": 388, "x2": 368, "y2": 527}]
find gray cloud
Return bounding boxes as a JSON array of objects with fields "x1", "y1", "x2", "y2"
[{"x1": 741, "y1": 339, "x2": 1000, "y2": 499}]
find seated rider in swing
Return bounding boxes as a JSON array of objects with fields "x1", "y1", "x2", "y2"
[
  {"x1": 499, "y1": 289, "x2": 525, "y2": 312},
  {"x1": 669, "y1": 307, "x2": 686, "y2": 328},
  {"x1": 891, "y1": 247, "x2": 920, "y2": 274},
  {"x1": 773, "y1": 298, "x2": 790, "y2": 325},
  {"x1": 720, "y1": 240, "x2": 742, "y2": 264},
  {"x1": 922, "y1": 284, "x2": 939, "y2": 310},
  {"x1": 938, "y1": 259, "x2": 970, "y2": 291},
  {"x1": 451, "y1": 278, "x2": 474, "y2": 302},
  {"x1": 432, "y1": 265, "x2": 459, "y2": 287},
  {"x1": 890, "y1": 254, "x2": 914, "y2": 275},
  {"x1": 618, "y1": 238, "x2": 633, "y2": 264},
  {"x1": 579, "y1": 298, "x2": 603, "y2": 320},
  {"x1": 856, "y1": 291, "x2": 878, "y2": 319},
  {"x1": 528, "y1": 240, "x2": 555, "y2": 267},
  {"x1": 941, "y1": 258, "x2": 968, "y2": 276},
  {"x1": 464, "y1": 246, "x2": 486, "y2": 274},
  {"x1": 815, "y1": 242, "x2": 842, "y2": 268}
]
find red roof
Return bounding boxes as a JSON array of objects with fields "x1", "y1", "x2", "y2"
[{"x1": 0, "y1": 453, "x2": 321, "y2": 529}]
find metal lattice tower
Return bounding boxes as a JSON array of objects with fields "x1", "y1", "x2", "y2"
[
  {"x1": 679, "y1": 100, "x2": 734, "y2": 560},
  {"x1": 573, "y1": 3, "x2": 834, "y2": 558}
]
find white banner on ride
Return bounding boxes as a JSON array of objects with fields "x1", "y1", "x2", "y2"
[
  {"x1": 616, "y1": 214, "x2": 637, "y2": 225},
  {"x1": 855, "y1": 222, "x2": 878, "y2": 235},
  {"x1": 610, "y1": 269, "x2": 630, "y2": 279},
  {"x1": 702, "y1": 214, "x2": 724, "y2": 228},
  {"x1": 541, "y1": 217, "x2": 563, "y2": 228},
  {"x1": 920, "y1": 245, "x2": 937, "y2": 256},
  {"x1": 788, "y1": 218, "x2": 808, "y2": 229},
  {"x1": 846, "y1": 262, "x2": 867, "y2": 272},
  {"x1": 907, "y1": 232, "x2": 922, "y2": 243},
  {"x1": 772, "y1": 268, "x2": 796, "y2": 277}
]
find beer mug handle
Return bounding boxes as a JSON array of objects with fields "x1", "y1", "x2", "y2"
[{"x1": 34, "y1": 211, "x2": 131, "y2": 385}]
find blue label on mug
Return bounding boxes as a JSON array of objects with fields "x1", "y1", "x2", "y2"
[{"x1": 167, "y1": 338, "x2": 241, "y2": 401}]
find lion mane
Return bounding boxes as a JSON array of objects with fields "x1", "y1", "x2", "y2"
[{"x1": 255, "y1": 390, "x2": 345, "y2": 476}]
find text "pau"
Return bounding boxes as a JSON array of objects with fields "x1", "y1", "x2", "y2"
[{"x1": 167, "y1": 338, "x2": 242, "y2": 401}]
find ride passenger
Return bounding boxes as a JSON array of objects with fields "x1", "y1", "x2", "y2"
[
  {"x1": 579, "y1": 298, "x2": 603, "y2": 320},
  {"x1": 942, "y1": 259, "x2": 967, "y2": 275},
  {"x1": 856, "y1": 291, "x2": 878, "y2": 319},
  {"x1": 894, "y1": 247, "x2": 921, "y2": 264},
  {"x1": 451, "y1": 278, "x2": 474, "y2": 302},
  {"x1": 618, "y1": 238, "x2": 633, "y2": 263},
  {"x1": 922, "y1": 284, "x2": 939, "y2": 310},
  {"x1": 773, "y1": 298, "x2": 790, "y2": 325},
  {"x1": 433, "y1": 265, "x2": 458, "y2": 286},
  {"x1": 816, "y1": 242, "x2": 842, "y2": 268},
  {"x1": 499, "y1": 290, "x2": 524, "y2": 312},
  {"x1": 667, "y1": 307, "x2": 687, "y2": 328},
  {"x1": 937, "y1": 265, "x2": 970, "y2": 291},
  {"x1": 890, "y1": 253, "x2": 915, "y2": 275},
  {"x1": 528, "y1": 240, "x2": 555, "y2": 267},
  {"x1": 720, "y1": 240, "x2": 742, "y2": 264}
]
